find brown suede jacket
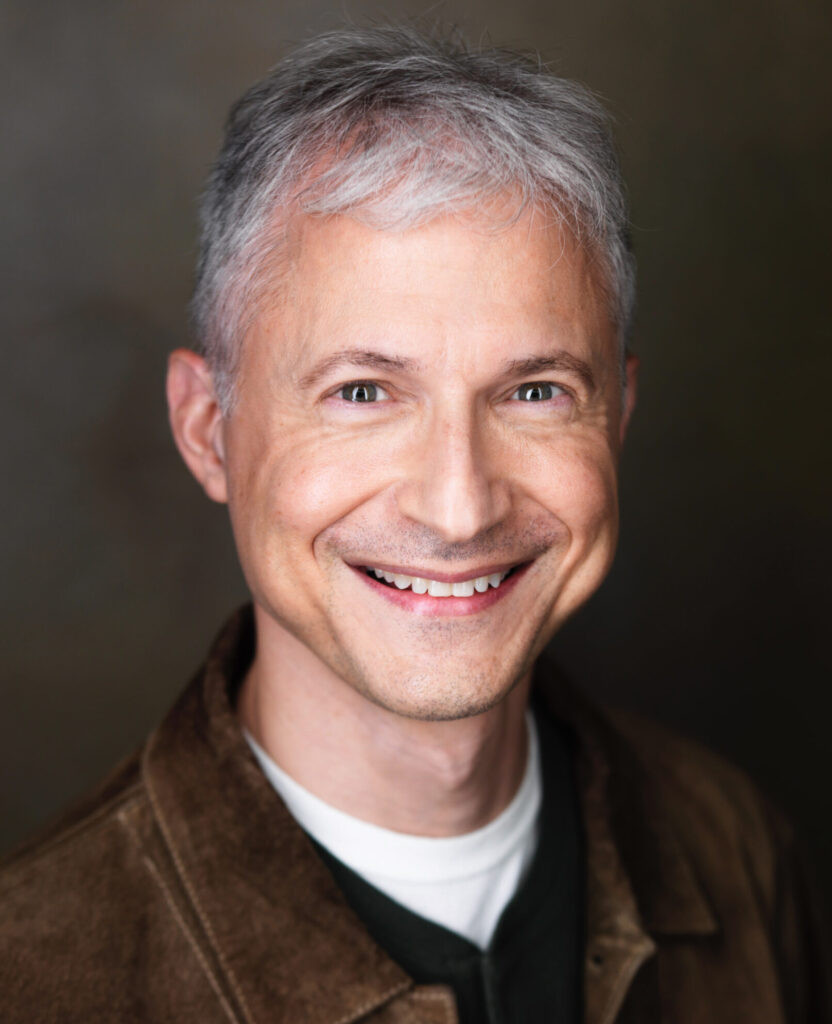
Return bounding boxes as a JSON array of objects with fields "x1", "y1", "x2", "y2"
[{"x1": 2, "y1": 607, "x2": 829, "y2": 1023}]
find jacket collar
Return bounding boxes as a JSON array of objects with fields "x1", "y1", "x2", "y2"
[
  {"x1": 534, "y1": 656, "x2": 718, "y2": 1024},
  {"x1": 534, "y1": 655, "x2": 718, "y2": 940},
  {"x1": 142, "y1": 607, "x2": 411, "y2": 1024},
  {"x1": 143, "y1": 607, "x2": 718, "y2": 1024}
]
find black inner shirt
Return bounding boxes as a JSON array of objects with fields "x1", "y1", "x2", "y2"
[{"x1": 312, "y1": 702, "x2": 583, "y2": 1024}]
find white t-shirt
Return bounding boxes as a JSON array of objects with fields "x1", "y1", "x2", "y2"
[{"x1": 245, "y1": 714, "x2": 541, "y2": 950}]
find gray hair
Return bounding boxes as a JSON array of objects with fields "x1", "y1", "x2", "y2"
[{"x1": 192, "y1": 25, "x2": 635, "y2": 412}]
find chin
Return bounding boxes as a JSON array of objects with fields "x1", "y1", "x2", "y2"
[{"x1": 341, "y1": 656, "x2": 529, "y2": 723}]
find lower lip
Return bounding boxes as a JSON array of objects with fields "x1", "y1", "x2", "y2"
[{"x1": 351, "y1": 563, "x2": 531, "y2": 617}]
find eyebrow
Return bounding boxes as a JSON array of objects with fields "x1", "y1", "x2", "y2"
[
  {"x1": 501, "y1": 352, "x2": 596, "y2": 391},
  {"x1": 296, "y1": 347, "x2": 596, "y2": 391},
  {"x1": 297, "y1": 349, "x2": 421, "y2": 390}
]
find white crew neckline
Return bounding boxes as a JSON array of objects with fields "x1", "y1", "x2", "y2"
[{"x1": 245, "y1": 713, "x2": 541, "y2": 885}]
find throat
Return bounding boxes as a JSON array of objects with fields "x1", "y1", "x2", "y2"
[{"x1": 238, "y1": 602, "x2": 534, "y2": 836}]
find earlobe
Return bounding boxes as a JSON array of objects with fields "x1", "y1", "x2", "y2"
[
  {"x1": 166, "y1": 349, "x2": 229, "y2": 504},
  {"x1": 619, "y1": 352, "x2": 639, "y2": 445}
]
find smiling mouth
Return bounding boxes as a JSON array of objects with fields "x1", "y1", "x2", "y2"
[{"x1": 361, "y1": 564, "x2": 522, "y2": 597}]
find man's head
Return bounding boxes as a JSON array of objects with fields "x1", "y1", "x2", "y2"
[{"x1": 168, "y1": 26, "x2": 638, "y2": 722}]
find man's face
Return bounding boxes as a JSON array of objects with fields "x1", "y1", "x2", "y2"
[{"x1": 217, "y1": 207, "x2": 634, "y2": 720}]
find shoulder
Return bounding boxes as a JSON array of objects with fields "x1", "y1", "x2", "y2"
[
  {"x1": 0, "y1": 752, "x2": 165, "y2": 1020},
  {"x1": 1, "y1": 750, "x2": 143, "y2": 878},
  {"x1": 602, "y1": 707, "x2": 831, "y2": 1018},
  {"x1": 0, "y1": 750, "x2": 148, "y2": 914},
  {"x1": 606, "y1": 707, "x2": 784, "y2": 827},
  {"x1": 602, "y1": 704, "x2": 786, "y2": 831},
  {"x1": 601, "y1": 706, "x2": 831, "y2": 984},
  {"x1": 605, "y1": 707, "x2": 790, "y2": 886}
]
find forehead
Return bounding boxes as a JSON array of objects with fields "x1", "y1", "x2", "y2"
[{"x1": 251, "y1": 206, "x2": 617, "y2": 378}]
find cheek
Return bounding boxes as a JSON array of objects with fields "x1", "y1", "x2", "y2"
[
  {"x1": 528, "y1": 439, "x2": 618, "y2": 542},
  {"x1": 229, "y1": 429, "x2": 395, "y2": 564}
]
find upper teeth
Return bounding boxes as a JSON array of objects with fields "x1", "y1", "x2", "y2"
[{"x1": 369, "y1": 568, "x2": 510, "y2": 597}]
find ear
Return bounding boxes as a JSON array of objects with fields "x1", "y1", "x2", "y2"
[
  {"x1": 619, "y1": 352, "x2": 639, "y2": 445},
  {"x1": 166, "y1": 349, "x2": 229, "y2": 503}
]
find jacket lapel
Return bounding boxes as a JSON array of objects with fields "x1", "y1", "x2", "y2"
[
  {"x1": 535, "y1": 656, "x2": 719, "y2": 1023},
  {"x1": 142, "y1": 607, "x2": 412, "y2": 1024}
]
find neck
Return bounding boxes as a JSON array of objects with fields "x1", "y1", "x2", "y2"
[{"x1": 237, "y1": 609, "x2": 532, "y2": 837}]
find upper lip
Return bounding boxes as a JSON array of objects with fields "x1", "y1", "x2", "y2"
[{"x1": 351, "y1": 560, "x2": 526, "y2": 583}]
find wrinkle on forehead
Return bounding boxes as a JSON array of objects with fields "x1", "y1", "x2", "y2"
[{"x1": 248, "y1": 205, "x2": 614, "y2": 383}]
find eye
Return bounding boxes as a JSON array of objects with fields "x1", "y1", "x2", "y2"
[
  {"x1": 510, "y1": 382, "x2": 564, "y2": 402},
  {"x1": 337, "y1": 381, "x2": 389, "y2": 403}
]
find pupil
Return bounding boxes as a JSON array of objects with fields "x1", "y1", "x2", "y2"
[
  {"x1": 349, "y1": 383, "x2": 375, "y2": 402},
  {"x1": 526, "y1": 383, "x2": 551, "y2": 401}
]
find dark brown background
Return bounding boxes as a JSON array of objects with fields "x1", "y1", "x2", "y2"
[{"x1": 2, "y1": 0, "x2": 830, "y2": 911}]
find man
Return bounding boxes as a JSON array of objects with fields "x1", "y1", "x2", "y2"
[{"x1": 1, "y1": 25, "x2": 827, "y2": 1024}]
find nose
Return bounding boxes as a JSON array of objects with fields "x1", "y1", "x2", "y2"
[{"x1": 395, "y1": 404, "x2": 512, "y2": 543}]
